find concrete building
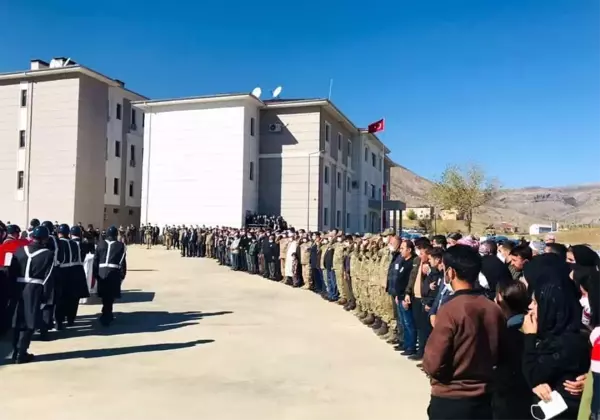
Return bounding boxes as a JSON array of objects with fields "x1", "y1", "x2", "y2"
[
  {"x1": 0, "y1": 57, "x2": 147, "y2": 229},
  {"x1": 403, "y1": 206, "x2": 434, "y2": 220},
  {"x1": 135, "y1": 95, "x2": 394, "y2": 232}
]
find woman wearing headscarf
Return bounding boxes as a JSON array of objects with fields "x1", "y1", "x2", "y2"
[
  {"x1": 523, "y1": 253, "x2": 575, "y2": 297},
  {"x1": 568, "y1": 245, "x2": 600, "y2": 269},
  {"x1": 522, "y1": 273, "x2": 590, "y2": 419}
]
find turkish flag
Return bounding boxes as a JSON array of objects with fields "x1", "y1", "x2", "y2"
[{"x1": 367, "y1": 118, "x2": 385, "y2": 133}]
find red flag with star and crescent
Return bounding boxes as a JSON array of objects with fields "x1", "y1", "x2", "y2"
[{"x1": 367, "y1": 118, "x2": 385, "y2": 134}]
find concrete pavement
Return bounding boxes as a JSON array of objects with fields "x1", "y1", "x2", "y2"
[{"x1": 1, "y1": 246, "x2": 430, "y2": 420}]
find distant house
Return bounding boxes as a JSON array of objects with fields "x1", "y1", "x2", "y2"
[
  {"x1": 499, "y1": 222, "x2": 519, "y2": 234},
  {"x1": 439, "y1": 209, "x2": 463, "y2": 221},
  {"x1": 403, "y1": 206, "x2": 433, "y2": 220},
  {"x1": 529, "y1": 223, "x2": 556, "y2": 235}
]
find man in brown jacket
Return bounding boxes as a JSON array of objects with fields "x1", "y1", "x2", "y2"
[{"x1": 423, "y1": 244, "x2": 506, "y2": 420}]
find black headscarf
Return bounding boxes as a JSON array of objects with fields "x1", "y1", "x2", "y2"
[
  {"x1": 535, "y1": 281, "x2": 581, "y2": 340},
  {"x1": 570, "y1": 244, "x2": 600, "y2": 268},
  {"x1": 523, "y1": 253, "x2": 572, "y2": 296},
  {"x1": 481, "y1": 254, "x2": 512, "y2": 294}
]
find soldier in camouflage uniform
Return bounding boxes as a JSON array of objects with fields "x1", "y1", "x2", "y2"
[
  {"x1": 205, "y1": 231, "x2": 213, "y2": 258},
  {"x1": 374, "y1": 228, "x2": 398, "y2": 342},
  {"x1": 360, "y1": 237, "x2": 377, "y2": 326},
  {"x1": 299, "y1": 236, "x2": 313, "y2": 290},
  {"x1": 331, "y1": 233, "x2": 346, "y2": 305},
  {"x1": 351, "y1": 234, "x2": 370, "y2": 320},
  {"x1": 342, "y1": 236, "x2": 356, "y2": 311},
  {"x1": 279, "y1": 234, "x2": 289, "y2": 283}
]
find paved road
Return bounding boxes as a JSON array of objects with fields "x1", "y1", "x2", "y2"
[{"x1": 1, "y1": 247, "x2": 430, "y2": 420}]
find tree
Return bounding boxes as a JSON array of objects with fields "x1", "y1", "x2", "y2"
[
  {"x1": 428, "y1": 164, "x2": 499, "y2": 233},
  {"x1": 418, "y1": 218, "x2": 433, "y2": 233},
  {"x1": 406, "y1": 209, "x2": 417, "y2": 220}
]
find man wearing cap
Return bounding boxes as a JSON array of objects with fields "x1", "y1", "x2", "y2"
[
  {"x1": 279, "y1": 233, "x2": 290, "y2": 283},
  {"x1": 8, "y1": 226, "x2": 55, "y2": 363},
  {"x1": 93, "y1": 226, "x2": 127, "y2": 326}
]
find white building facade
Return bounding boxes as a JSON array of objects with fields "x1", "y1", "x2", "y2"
[
  {"x1": 0, "y1": 58, "x2": 147, "y2": 229},
  {"x1": 135, "y1": 95, "x2": 262, "y2": 228},
  {"x1": 136, "y1": 95, "x2": 392, "y2": 232}
]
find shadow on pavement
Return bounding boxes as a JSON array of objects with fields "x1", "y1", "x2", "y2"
[
  {"x1": 127, "y1": 269, "x2": 158, "y2": 272},
  {"x1": 2, "y1": 339, "x2": 214, "y2": 365},
  {"x1": 118, "y1": 289, "x2": 156, "y2": 303},
  {"x1": 61, "y1": 310, "x2": 233, "y2": 339}
]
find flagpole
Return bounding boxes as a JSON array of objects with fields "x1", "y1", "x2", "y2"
[
  {"x1": 328, "y1": 79, "x2": 333, "y2": 100},
  {"x1": 380, "y1": 117, "x2": 385, "y2": 232}
]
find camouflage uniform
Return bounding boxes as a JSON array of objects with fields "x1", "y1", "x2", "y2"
[
  {"x1": 205, "y1": 232, "x2": 213, "y2": 258},
  {"x1": 299, "y1": 240, "x2": 313, "y2": 290},
  {"x1": 279, "y1": 237, "x2": 289, "y2": 282},
  {"x1": 332, "y1": 242, "x2": 346, "y2": 303}
]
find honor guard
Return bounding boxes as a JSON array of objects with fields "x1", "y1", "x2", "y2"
[
  {"x1": 93, "y1": 226, "x2": 127, "y2": 326},
  {"x1": 39, "y1": 220, "x2": 62, "y2": 337},
  {"x1": 8, "y1": 226, "x2": 55, "y2": 363}
]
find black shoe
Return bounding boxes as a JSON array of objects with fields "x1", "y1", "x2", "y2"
[
  {"x1": 67, "y1": 320, "x2": 75, "y2": 327},
  {"x1": 394, "y1": 344, "x2": 405, "y2": 351},
  {"x1": 408, "y1": 354, "x2": 423, "y2": 361},
  {"x1": 56, "y1": 323, "x2": 65, "y2": 331},
  {"x1": 10, "y1": 350, "x2": 18, "y2": 361},
  {"x1": 38, "y1": 331, "x2": 50, "y2": 341},
  {"x1": 15, "y1": 352, "x2": 35, "y2": 364},
  {"x1": 401, "y1": 349, "x2": 416, "y2": 356}
]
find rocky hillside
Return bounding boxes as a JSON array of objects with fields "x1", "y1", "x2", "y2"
[{"x1": 390, "y1": 165, "x2": 600, "y2": 226}]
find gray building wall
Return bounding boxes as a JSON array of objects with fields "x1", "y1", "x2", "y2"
[
  {"x1": 73, "y1": 75, "x2": 108, "y2": 228},
  {"x1": 258, "y1": 107, "x2": 322, "y2": 231}
]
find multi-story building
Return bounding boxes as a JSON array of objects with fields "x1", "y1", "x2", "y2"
[
  {"x1": 135, "y1": 94, "x2": 393, "y2": 232},
  {"x1": 0, "y1": 57, "x2": 147, "y2": 229}
]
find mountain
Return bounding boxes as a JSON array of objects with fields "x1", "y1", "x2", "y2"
[{"x1": 389, "y1": 165, "x2": 600, "y2": 226}]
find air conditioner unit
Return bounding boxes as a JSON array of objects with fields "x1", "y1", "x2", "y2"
[
  {"x1": 268, "y1": 123, "x2": 282, "y2": 133},
  {"x1": 130, "y1": 123, "x2": 137, "y2": 131}
]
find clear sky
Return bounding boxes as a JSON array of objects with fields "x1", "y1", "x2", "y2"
[{"x1": 1, "y1": 0, "x2": 598, "y2": 188}]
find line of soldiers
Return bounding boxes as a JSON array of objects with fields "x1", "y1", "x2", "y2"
[
  {"x1": 153, "y1": 225, "x2": 405, "y2": 346},
  {"x1": 0, "y1": 219, "x2": 127, "y2": 364}
]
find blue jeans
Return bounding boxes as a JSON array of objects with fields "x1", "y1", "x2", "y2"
[
  {"x1": 326, "y1": 270, "x2": 339, "y2": 300},
  {"x1": 396, "y1": 300, "x2": 417, "y2": 351}
]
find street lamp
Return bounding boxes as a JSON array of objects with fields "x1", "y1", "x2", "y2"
[{"x1": 307, "y1": 150, "x2": 325, "y2": 231}]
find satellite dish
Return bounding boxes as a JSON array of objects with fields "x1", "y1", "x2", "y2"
[
  {"x1": 272, "y1": 86, "x2": 282, "y2": 98},
  {"x1": 251, "y1": 87, "x2": 262, "y2": 98}
]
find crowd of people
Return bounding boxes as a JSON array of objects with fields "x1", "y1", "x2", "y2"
[
  {"x1": 2, "y1": 214, "x2": 599, "y2": 419},
  {"x1": 0, "y1": 219, "x2": 127, "y2": 364},
  {"x1": 150, "y1": 224, "x2": 599, "y2": 420}
]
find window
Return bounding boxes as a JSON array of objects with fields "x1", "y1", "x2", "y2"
[
  {"x1": 364, "y1": 147, "x2": 368, "y2": 162},
  {"x1": 131, "y1": 109, "x2": 137, "y2": 126},
  {"x1": 129, "y1": 181, "x2": 134, "y2": 197},
  {"x1": 323, "y1": 207, "x2": 329, "y2": 226},
  {"x1": 325, "y1": 122, "x2": 331, "y2": 142},
  {"x1": 347, "y1": 140, "x2": 352, "y2": 157},
  {"x1": 130, "y1": 144, "x2": 136, "y2": 166},
  {"x1": 372, "y1": 152, "x2": 376, "y2": 167},
  {"x1": 113, "y1": 208, "x2": 119, "y2": 214},
  {"x1": 378, "y1": 187, "x2": 382, "y2": 199},
  {"x1": 115, "y1": 140, "x2": 121, "y2": 158},
  {"x1": 346, "y1": 176, "x2": 351, "y2": 192},
  {"x1": 128, "y1": 209, "x2": 134, "y2": 216},
  {"x1": 324, "y1": 166, "x2": 329, "y2": 184},
  {"x1": 250, "y1": 117, "x2": 255, "y2": 136},
  {"x1": 17, "y1": 171, "x2": 24, "y2": 189},
  {"x1": 249, "y1": 161, "x2": 254, "y2": 181},
  {"x1": 364, "y1": 181, "x2": 368, "y2": 195},
  {"x1": 116, "y1": 103, "x2": 122, "y2": 120},
  {"x1": 337, "y1": 172, "x2": 341, "y2": 189},
  {"x1": 371, "y1": 184, "x2": 376, "y2": 199},
  {"x1": 20, "y1": 89, "x2": 27, "y2": 107},
  {"x1": 19, "y1": 130, "x2": 26, "y2": 148},
  {"x1": 346, "y1": 212, "x2": 350, "y2": 228},
  {"x1": 379, "y1": 156, "x2": 382, "y2": 171},
  {"x1": 113, "y1": 178, "x2": 119, "y2": 195},
  {"x1": 363, "y1": 214, "x2": 367, "y2": 230},
  {"x1": 337, "y1": 133, "x2": 342, "y2": 150},
  {"x1": 142, "y1": 113, "x2": 145, "y2": 127},
  {"x1": 336, "y1": 210, "x2": 341, "y2": 227}
]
